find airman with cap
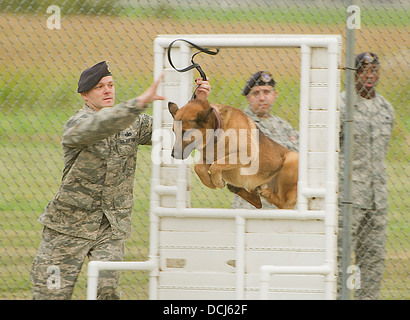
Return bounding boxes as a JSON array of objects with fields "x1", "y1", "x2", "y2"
[
  {"x1": 30, "y1": 61, "x2": 212, "y2": 300},
  {"x1": 354, "y1": 52, "x2": 380, "y2": 99},
  {"x1": 337, "y1": 52, "x2": 395, "y2": 299},
  {"x1": 232, "y1": 71, "x2": 299, "y2": 210}
]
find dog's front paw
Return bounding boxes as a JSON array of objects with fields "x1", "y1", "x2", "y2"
[
  {"x1": 208, "y1": 165, "x2": 225, "y2": 188},
  {"x1": 211, "y1": 176, "x2": 226, "y2": 188}
]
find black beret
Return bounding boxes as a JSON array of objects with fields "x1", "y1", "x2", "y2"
[
  {"x1": 242, "y1": 71, "x2": 276, "y2": 96},
  {"x1": 355, "y1": 52, "x2": 379, "y2": 70},
  {"x1": 77, "y1": 61, "x2": 112, "y2": 93}
]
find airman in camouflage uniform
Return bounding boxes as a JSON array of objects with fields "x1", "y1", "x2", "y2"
[
  {"x1": 30, "y1": 61, "x2": 166, "y2": 300},
  {"x1": 231, "y1": 71, "x2": 299, "y2": 209},
  {"x1": 30, "y1": 61, "x2": 212, "y2": 300},
  {"x1": 338, "y1": 53, "x2": 395, "y2": 299}
]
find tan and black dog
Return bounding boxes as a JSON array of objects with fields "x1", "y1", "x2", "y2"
[{"x1": 168, "y1": 99, "x2": 298, "y2": 209}]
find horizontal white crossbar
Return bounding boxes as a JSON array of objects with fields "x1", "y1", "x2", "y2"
[
  {"x1": 155, "y1": 34, "x2": 339, "y2": 52},
  {"x1": 87, "y1": 261, "x2": 155, "y2": 300},
  {"x1": 152, "y1": 207, "x2": 325, "y2": 220},
  {"x1": 259, "y1": 265, "x2": 333, "y2": 300}
]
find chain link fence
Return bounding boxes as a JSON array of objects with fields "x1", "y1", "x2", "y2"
[{"x1": 0, "y1": 0, "x2": 408, "y2": 299}]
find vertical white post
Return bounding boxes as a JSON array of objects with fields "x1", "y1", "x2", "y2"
[
  {"x1": 149, "y1": 41, "x2": 165, "y2": 300},
  {"x1": 148, "y1": 211, "x2": 159, "y2": 300},
  {"x1": 176, "y1": 42, "x2": 193, "y2": 209},
  {"x1": 235, "y1": 216, "x2": 246, "y2": 299},
  {"x1": 176, "y1": 161, "x2": 187, "y2": 209},
  {"x1": 87, "y1": 262, "x2": 99, "y2": 300},
  {"x1": 324, "y1": 39, "x2": 340, "y2": 299},
  {"x1": 149, "y1": 39, "x2": 193, "y2": 298},
  {"x1": 179, "y1": 42, "x2": 194, "y2": 103},
  {"x1": 259, "y1": 266, "x2": 271, "y2": 300},
  {"x1": 298, "y1": 43, "x2": 311, "y2": 213},
  {"x1": 151, "y1": 42, "x2": 164, "y2": 209}
]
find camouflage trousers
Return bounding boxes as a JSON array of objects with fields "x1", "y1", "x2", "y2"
[
  {"x1": 30, "y1": 214, "x2": 124, "y2": 300},
  {"x1": 337, "y1": 207, "x2": 388, "y2": 300}
]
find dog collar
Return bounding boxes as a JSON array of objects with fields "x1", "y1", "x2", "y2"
[
  {"x1": 213, "y1": 108, "x2": 223, "y2": 140},
  {"x1": 213, "y1": 108, "x2": 222, "y2": 130}
]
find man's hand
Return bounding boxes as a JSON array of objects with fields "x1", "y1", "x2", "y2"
[
  {"x1": 136, "y1": 73, "x2": 166, "y2": 108},
  {"x1": 195, "y1": 78, "x2": 211, "y2": 102}
]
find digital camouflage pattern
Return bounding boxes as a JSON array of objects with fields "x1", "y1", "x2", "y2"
[
  {"x1": 338, "y1": 91, "x2": 395, "y2": 299},
  {"x1": 231, "y1": 105, "x2": 299, "y2": 209},
  {"x1": 339, "y1": 91, "x2": 395, "y2": 210},
  {"x1": 31, "y1": 215, "x2": 124, "y2": 300},
  {"x1": 31, "y1": 98, "x2": 152, "y2": 299},
  {"x1": 244, "y1": 105, "x2": 299, "y2": 153},
  {"x1": 38, "y1": 98, "x2": 152, "y2": 240}
]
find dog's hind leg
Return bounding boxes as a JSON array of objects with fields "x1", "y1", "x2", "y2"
[
  {"x1": 227, "y1": 184, "x2": 262, "y2": 209},
  {"x1": 258, "y1": 184, "x2": 297, "y2": 209},
  {"x1": 257, "y1": 184, "x2": 285, "y2": 209},
  {"x1": 258, "y1": 151, "x2": 298, "y2": 209}
]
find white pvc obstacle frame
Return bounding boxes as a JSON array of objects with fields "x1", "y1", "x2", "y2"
[{"x1": 87, "y1": 34, "x2": 341, "y2": 300}]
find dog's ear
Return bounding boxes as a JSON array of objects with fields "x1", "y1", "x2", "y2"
[
  {"x1": 196, "y1": 107, "x2": 214, "y2": 124},
  {"x1": 168, "y1": 102, "x2": 179, "y2": 119}
]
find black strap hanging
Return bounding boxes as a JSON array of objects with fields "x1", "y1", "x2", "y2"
[{"x1": 167, "y1": 39, "x2": 219, "y2": 99}]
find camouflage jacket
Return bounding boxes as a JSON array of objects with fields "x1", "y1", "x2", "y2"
[
  {"x1": 39, "y1": 99, "x2": 153, "y2": 240},
  {"x1": 244, "y1": 106, "x2": 299, "y2": 152},
  {"x1": 339, "y1": 91, "x2": 395, "y2": 209}
]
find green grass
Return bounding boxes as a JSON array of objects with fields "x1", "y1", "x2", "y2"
[
  {"x1": 3, "y1": 2, "x2": 407, "y2": 27},
  {"x1": 122, "y1": 4, "x2": 409, "y2": 28}
]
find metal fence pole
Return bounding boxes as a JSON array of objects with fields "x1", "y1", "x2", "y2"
[{"x1": 341, "y1": 0, "x2": 356, "y2": 300}]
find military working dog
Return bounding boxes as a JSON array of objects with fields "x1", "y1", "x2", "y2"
[{"x1": 168, "y1": 99, "x2": 298, "y2": 209}]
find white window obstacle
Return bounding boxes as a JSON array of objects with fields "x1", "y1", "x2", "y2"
[{"x1": 87, "y1": 34, "x2": 341, "y2": 300}]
